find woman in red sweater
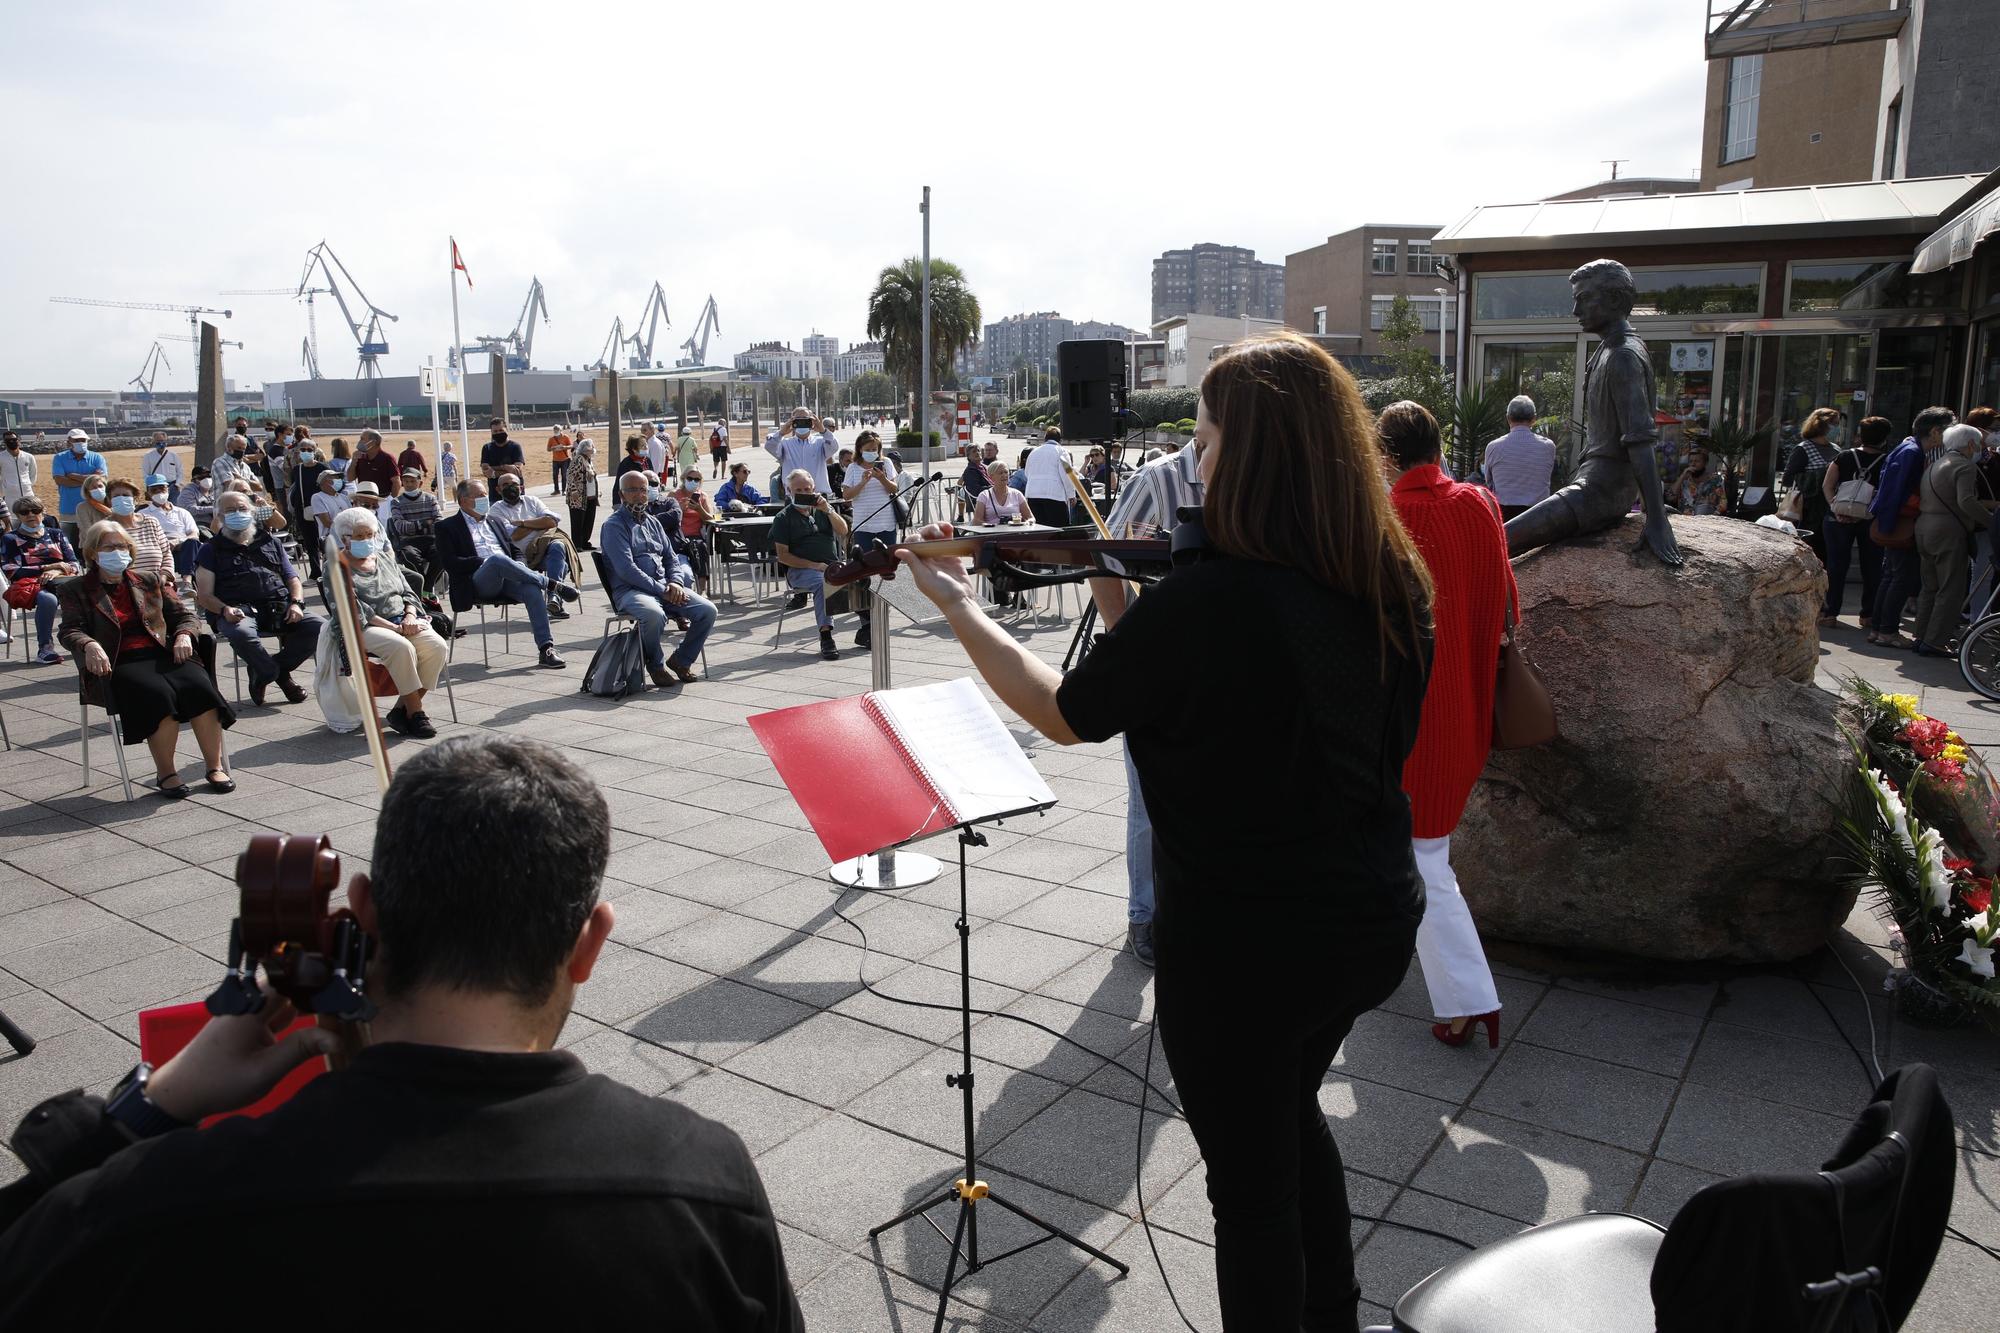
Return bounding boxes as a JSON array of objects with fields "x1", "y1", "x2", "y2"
[{"x1": 1382, "y1": 402, "x2": 1513, "y2": 1048}]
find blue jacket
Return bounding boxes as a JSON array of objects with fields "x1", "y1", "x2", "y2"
[
  {"x1": 1869, "y1": 438, "x2": 1924, "y2": 528},
  {"x1": 601, "y1": 506, "x2": 692, "y2": 602},
  {"x1": 715, "y1": 478, "x2": 765, "y2": 509}
]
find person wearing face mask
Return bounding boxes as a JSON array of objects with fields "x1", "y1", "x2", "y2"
[
  {"x1": 142, "y1": 431, "x2": 184, "y2": 491},
  {"x1": 671, "y1": 467, "x2": 719, "y2": 594},
  {"x1": 488, "y1": 470, "x2": 575, "y2": 623},
  {"x1": 481, "y1": 418, "x2": 526, "y2": 482},
  {"x1": 563, "y1": 436, "x2": 600, "y2": 551},
  {"x1": 602, "y1": 470, "x2": 716, "y2": 687},
  {"x1": 99, "y1": 480, "x2": 174, "y2": 584},
  {"x1": 176, "y1": 468, "x2": 215, "y2": 530},
  {"x1": 142, "y1": 475, "x2": 200, "y2": 577},
  {"x1": 327, "y1": 507, "x2": 449, "y2": 737},
  {"x1": 1912, "y1": 423, "x2": 1991, "y2": 656},
  {"x1": 617, "y1": 435, "x2": 651, "y2": 480},
  {"x1": 434, "y1": 479, "x2": 574, "y2": 671},
  {"x1": 389, "y1": 468, "x2": 445, "y2": 588},
  {"x1": 769, "y1": 469, "x2": 849, "y2": 661},
  {"x1": 288, "y1": 429, "x2": 327, "y2": 523},
  {"x1": 58, "y1": 521, "x2": 236, "y2": 796},
  {"x1": 308, "y1": 470, "x2": 351, "y2": 579},
  {"x1": 0, "y1": 431, "x2": 36, "y2": 509},
  {"x1": 841, "y1": 430, "x2": 903, "y2": 650},
  {"x1": 193, "y1": 491, "x2": 321, "y2": 707},
  {"x1": 51, "y1": 429, "x2": 107, "y2": 546},
  {"x1": 764, "y1": 409, "x2": 836, "y2": 500},
  {"x1": 210, "y1": 433, "x2": 255, "y2": 496},
  {"x1": 1, "y1": 496, "x2": 78, "y2": 664}
]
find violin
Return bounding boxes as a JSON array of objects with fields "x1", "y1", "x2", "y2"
[
  {"x1": 207, "y1": 833, "x2": 375, "y2": 1025},
  {"x1": 824, "y1": 530, "x2": 1173, "y2": 589}
]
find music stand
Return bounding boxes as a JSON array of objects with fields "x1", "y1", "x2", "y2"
[
  {"x1": 827, "y1": 580, "x2": 941, "y2": 890},
  {"x1": 0, "y1": 1006, "x2": 35, "y2": 1057},
  {"x1": 868, "y1": 820, "x2": 1128, "y2": 1330}
]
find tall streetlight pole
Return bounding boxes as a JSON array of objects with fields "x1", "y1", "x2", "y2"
[{"x1": 919, "y1": 186, "x2": 932, "y2": 522}]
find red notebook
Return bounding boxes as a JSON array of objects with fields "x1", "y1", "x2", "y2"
[
  {"x1": 750, "y1": 677, "x2": 1057, "y2": 862},
  {"x1": 137, "y1": 1002, "x2": 327, "y2": 1126}
]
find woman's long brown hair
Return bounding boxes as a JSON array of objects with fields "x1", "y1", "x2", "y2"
[{"x1": 1200, "y1": 330, "x2": 1433, "y2": 666}]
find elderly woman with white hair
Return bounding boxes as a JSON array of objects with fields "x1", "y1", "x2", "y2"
[
  {"x1": 326, "y1": 506, "x2": 448, "y2": 738},
  {"x1": 564, "y1": 433, "x2": 600, "y2": 550},
  {"x1": 1912, "y1": 421, "x2": 1992, "y2": 656}
]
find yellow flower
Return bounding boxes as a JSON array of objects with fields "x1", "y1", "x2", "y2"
[
  {"x1": 1884, "y1": 693, "x2": 1921, "y2": 721},
  {"x1": 1944, "y1": 743, "x2": 1970, "y2": 763}
]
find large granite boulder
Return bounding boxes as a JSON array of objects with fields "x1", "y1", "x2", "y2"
[{"x1": 1454, "y1": 515, "x2": 1852, "y2": 962}]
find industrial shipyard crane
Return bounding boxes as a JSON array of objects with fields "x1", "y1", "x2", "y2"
[
  {"x1": 591, "y1": 317, "x2": 630, "y2": 373},
  {"x1": 157, "y1": 333, "x2": 244, "y2": 350},
  {"x1": 629, "y1": 282, "x2": 670, "y2": 369},
  {"x1": 128, "y1": 343, "x2": 170, "y2": 401},
  {"x1": 677, "y1": 295, "x2": 720, "y2": 367},
  {"x1": 457, "y1": 276, "x2": 551, "y2": 372},
  {"x1": 221, "y1": 285, "x2": 331, "y2": 379},
  {"x1": 49, "y1": 296, "x2": 232, "y2": 350},
  {"x1": 298, "y1": 241, "x2": 398, "y2": 378}
]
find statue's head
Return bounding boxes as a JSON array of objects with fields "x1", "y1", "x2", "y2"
[{"x1": 1569, "y1": 259, "x2": 1636, "y2": 332}]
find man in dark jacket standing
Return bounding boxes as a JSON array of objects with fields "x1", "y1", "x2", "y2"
[
  {"x1": 0, "y1": 735, "x2": 804, "y2": 1329},
  {"x1": 1866, "y1": 405, "x2": 1956, "y2": 648}
]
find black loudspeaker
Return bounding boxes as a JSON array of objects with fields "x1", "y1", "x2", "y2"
[{"x1": 1057, "y1": 339, "x2": 1127, "y2": 440}]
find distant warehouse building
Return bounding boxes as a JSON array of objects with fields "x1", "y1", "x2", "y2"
[{"x1": 266, "y1": 370, "x2": 588, "y2": 420}]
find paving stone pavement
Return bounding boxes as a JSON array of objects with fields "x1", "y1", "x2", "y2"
[{"x1": 0, "y1": 529, "x2": 1995, "y2": 1329}]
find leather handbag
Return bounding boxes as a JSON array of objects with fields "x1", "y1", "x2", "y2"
[
  {"x1": 3, "y1": 574, "x2": 39, "y2": 610},
  {"x1": 1492, "y1": 604, "x2": 1558, "y2": 749},
  {"x1": 1871, "y1": 488, "x2": 1922, "y2": 549}
]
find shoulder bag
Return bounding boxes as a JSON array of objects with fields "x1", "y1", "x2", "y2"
[
  {"x1": 1477, "y1": 491, "x2": 1556, "y2": 748},
  {"x1": 1870, "y1": 457, "x2": 1923, "y2": 550}
]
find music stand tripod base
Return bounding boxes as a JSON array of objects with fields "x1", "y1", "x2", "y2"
[{"x1": 828, "y1": 849, "x2": 941, "y2": 889}]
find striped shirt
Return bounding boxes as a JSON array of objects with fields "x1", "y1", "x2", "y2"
[
  {"x1": 1101, "y1": 445, "x2": 1203, "y2": 575},
  {"x1": 1482, "y1": 426, "x2": 1557, "y2": 506},
  {"x1": 126, "y1": 512, "x2": 173, "y2": 582}
]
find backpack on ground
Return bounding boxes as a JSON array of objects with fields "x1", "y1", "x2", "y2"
[{"x1": 581, "y1": 623, "x2": 647, "y2": 699}]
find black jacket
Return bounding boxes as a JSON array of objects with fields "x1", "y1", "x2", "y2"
[
  {"x1": 0, "y1": 1042, "x2": 803, "y2": 1330},
  {"x1": 433, "y1": 508, "x2": 521, "y2": 612}
]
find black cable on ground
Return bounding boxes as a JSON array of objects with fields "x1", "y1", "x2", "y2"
[{"x1": 1810, "y1": 941, "x2": 1999, "y2": 1265}]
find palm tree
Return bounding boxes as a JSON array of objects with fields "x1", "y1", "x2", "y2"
[{"x1": 866, "y1": 257, "x2": 981, "y2": 399}]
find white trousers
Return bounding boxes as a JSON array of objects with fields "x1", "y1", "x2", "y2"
[{"x1": 1413, "y1": 835, "x2": 1501, "y2": 1019}]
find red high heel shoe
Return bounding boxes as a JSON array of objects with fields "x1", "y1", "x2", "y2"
[{"x1": 1431, "y1": 1011, "x2": 1500, "y2": 1049}]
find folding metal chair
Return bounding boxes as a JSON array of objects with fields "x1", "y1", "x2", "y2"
[{"x1": 588, "y1": 549, "x2": 708, "y2": 678}]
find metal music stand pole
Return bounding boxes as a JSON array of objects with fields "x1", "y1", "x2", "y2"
[
  {"x1": 0, "y1": 1007, "x2": 35, "y2": 1057},
  {"x1": 827, "y1": 576, "x2": 940, "y2": 890},
  {"x1": 869, "y1": 825, "x2": 1127, "y2": 1331}
]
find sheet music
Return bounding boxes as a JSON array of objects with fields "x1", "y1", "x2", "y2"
[{"x1": 872, "y1": 678, "x2": 1056, "y2": 825}]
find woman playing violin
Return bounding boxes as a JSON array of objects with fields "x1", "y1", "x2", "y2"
[{"x1": 898, "y1": 330, "x2": 1434, "y2": 1332}]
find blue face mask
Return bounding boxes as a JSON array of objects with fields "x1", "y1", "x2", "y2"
[
  {"x1": 16, "y1": 520, "x2": 41, "y2": 534},
  {"x1": 96, "y1": 550, "x2": 132, "y2": 575},
  {"x1": 473, "y1": 497, "x2": 491, "y2": 516},
  {"x1": 222, "y1": 510, "x2": 255, "y2": 532},
  {"x1": 110, "y1": 496, "x2": 136, "y2": 517},
  {"x1": 331, "y1": 478, "x2": 345, "y2": 493},
  {"x1": 348, "y1": 538, "x2": 377, "y2": 559},
  {"x1": 795, "y1": 427, "x2": 811, "y2": 439}
]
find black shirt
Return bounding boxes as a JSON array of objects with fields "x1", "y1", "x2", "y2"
[
  {"x1": 0, "y1": 1042, "x2": 803, "y2": 1329},
  {"x1": 481, "y1": 436, "x2": 526, "y2": 473},
  {"x1": 1057, "y1": 555, "x2": 1429, "y2": 929}
]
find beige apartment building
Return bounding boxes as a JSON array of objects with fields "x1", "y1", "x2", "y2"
[{"x1": 1283, "y1": 223, "x2": 1452, "y2": 374}]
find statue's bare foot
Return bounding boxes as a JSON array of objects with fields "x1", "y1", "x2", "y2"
[{"x1": 1641, "y1": 514, "x2": 1684, "y2": 568}]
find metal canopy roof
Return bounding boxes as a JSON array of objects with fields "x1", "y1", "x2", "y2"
[
  {"x1": 1433, "y1": 175, "x2": 1986, "y2": 256},
  {"x1": 1705, "y1": 1, "x2": 1909, "y2": 59},
  {"x1": 1910, "y1": 169, "x2": 2000, "y2": 275}
]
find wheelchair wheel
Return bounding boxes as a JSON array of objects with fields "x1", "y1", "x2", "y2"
[{"x1": 1958, "y1": 614, "x2": 2000, "y2": 701}]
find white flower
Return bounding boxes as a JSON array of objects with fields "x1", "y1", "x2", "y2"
[
  {"x1": 1865, "y1": 768, "x2": 1915, "y2": 856},
  {"x1": 1966, "y1": 911, "x2": 1998, "y2": 947},
  {"x1": 1957, "y1": 936, "x2": 1995, "y2": 979},
  {"x1": 1916, "y1": 826, "x2": 1953, "y2": 912}
]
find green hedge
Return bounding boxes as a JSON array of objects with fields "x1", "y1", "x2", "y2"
[{"x1": 894, "y1": 429, "x2": 944, "y2": 453}]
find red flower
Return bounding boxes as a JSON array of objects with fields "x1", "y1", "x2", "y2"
[
  {"x1": 1922, "y1": 757, "x2": 1966, "y2": 787},
  {"x1": 1902, "y1": 718, "x2": 1952, "y2": 760},
  {"x1": 1945, "y1": 856, "x2": 1974, "y2": 874},
  {"x1": 1963, "y1": 882, "x2": 1994, "y2": 914}
]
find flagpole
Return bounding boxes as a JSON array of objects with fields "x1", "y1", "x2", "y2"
[{"x1": 448, "y1": 237, "x2": 469, "y2": 481}]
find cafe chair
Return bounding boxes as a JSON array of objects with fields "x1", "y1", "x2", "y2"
[
  {"x1": 1363, "y1": 1063, "x2": 1953, "y2": 1333},
  {"x1": 587, "y1": 549, "x2": 706, "y2": 679}
]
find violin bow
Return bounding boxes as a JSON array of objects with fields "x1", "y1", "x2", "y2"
[
  {"x1": 1061, "y1": 456, "x2": 1114, "y2": 541},
  {"x1": 325, "y1": 535, "x2": 393, "y2": 796}
]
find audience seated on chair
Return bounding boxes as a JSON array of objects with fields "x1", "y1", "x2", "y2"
[
  {"x1": 671, "y1": 467, "x2": 720, "y2": 594},
  {"x1": 715, "y1": 462, "x2": 765, "y2": 512},
  {"x1": 770, "y1": 468, "x2": 849, "y2": 662},
  {"x1": 56, "y1": 520, "x2": 234, "y2": 798},
  {"x1": 488, "y1": 472, "x2": 574, "y2": 623},
  {"x1": 601, "y1": 471, "x2": 716, "y2": 689},
  {"x1": 192, "y1": 491, "x2": 322, "y2": 708},
  {"x1": 100, "y1": 479, "x2": 173, "y2": 585},
  {"x1": 388, "y1": 468, "x2": 443, "y2": 589},
  {"x1": 142, "y1": 475, "x2": 200, "y2": 577},
  {"x1": 326, "y1": 506, "x2": 448, "y2": 739},
  {"x1": 0, "y1": 734, "x2": 804, "y2": 1330},
  {"x1": 433, "y1": 479, "x2": 574, "y2": 671},
  {"x1": 1, "y1": 497, "x2": 77, "y2": 665}
]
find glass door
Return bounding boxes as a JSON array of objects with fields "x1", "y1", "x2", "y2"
[
  {"x1": 1870, "y1": 331, "x2": 1944, "y2": 436},
  {"x1": 1776, "y1": 332, "x2": 1872, "y2": 461}
]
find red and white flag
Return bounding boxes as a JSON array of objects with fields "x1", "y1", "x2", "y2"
[{"x1": 451, "y1": 238, "x2": 473, "y2": 288}]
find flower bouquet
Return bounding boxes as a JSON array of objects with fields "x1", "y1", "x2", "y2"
[{"x1": 1839, "y1": 679, "x2": 1999, "y2": 1024}]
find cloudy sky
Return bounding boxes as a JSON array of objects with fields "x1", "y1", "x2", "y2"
[{"x1": 2, "y1": 0, "x2": 1705, "y2": 390}]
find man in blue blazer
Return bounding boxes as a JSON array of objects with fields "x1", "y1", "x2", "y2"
[{"x1": 435, "y1": 478, "x2": 577, "y2": 669}]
